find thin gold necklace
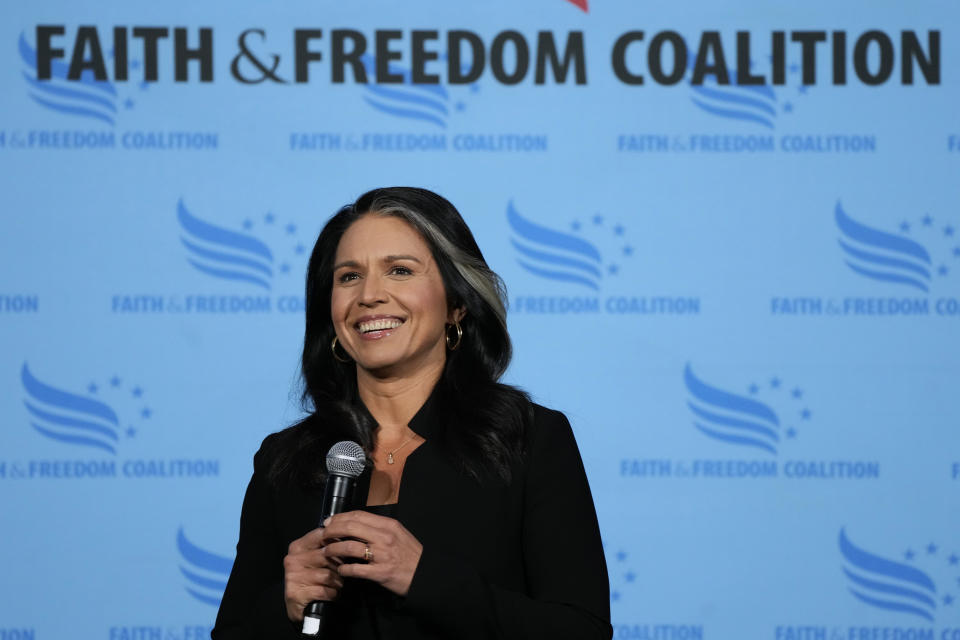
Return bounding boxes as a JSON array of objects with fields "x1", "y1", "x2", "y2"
[{"x1": 384, "y1": 431, "x2": 417, "y2": 465}]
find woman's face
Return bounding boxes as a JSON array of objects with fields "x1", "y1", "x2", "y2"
[{"x1": 330, "y1": 214, "x2": 458, "y2": 378}]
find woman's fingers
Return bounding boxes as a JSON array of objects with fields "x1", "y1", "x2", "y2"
[
  {"x1": 320, "y1": 511, "x2": 390, "y2": 544},
  {"x1": 287, "y1": 566, "x2": 342, "y2": 590},
  {"x1": 284, "y1": 548, "x2": 334, "y2": 574},
  {"x1": 283, "y1": 528, "x2": 343, "y2": 622},
  {"x1": 322, "y1": 539, "x2": 370, "y2": 562},
  {"x1": 319, "y1": 510, "x2": 423, "y2": 597},
  {"x1": 284, "y1": 565, "x2": 343, "y2": 621},
  {"x1": 287, "y1": 527, "x2": 328, "y2": 554},
  {"x1": 284, "y1": 509, "x2": 423, "y2": 621},
  {"x1": 300, "y1": 548, "x2": 334, "y2": 569},
  {"x1": 337, "y1": 560, "x2": 385, "y2": 582},
  {"x1": 304, "y1": 568, "x2": 343, "y2": 589}
]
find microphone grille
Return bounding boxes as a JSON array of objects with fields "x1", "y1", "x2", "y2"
[{"x1": 326, "y1": 440, "x2": 366, "y2": 478}]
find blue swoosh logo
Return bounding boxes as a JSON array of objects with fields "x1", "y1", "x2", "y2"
[
  {"x1": 688, "y1": 52, "x2": 778, "y2": 129},
  {"x1": 22, "y1": 363, "x2": 120, "y2": 454},
  {"x1": 19, "y1": 32, "x2": 118, "y2": 126},
  {"x1": 839, "y1": 529, "x2": 937, "y2": 622},
  {"x1": 360, "y1": 55, "x2": 450, "y2": 128},
  {"x1": 684, "y1": 363, "x2": 779, "y2": 454},
  {"x1": 178, "y1": 527, "x2": 233, "y2": 607},
  {"x1": 507, "y1": 201, "x2": 603, "y2": 290},
  {"x1": 835, "y1": 202, "x2": 932, "y2": 292},
  {"x1": 177, "y1": 200, "x2": 274, "y2": 291}
]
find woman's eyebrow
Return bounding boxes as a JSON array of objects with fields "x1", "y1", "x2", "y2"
[
  {"x1": 383, "y1": 254, "x2": 423, "y2": 264},
  {"x1": 333, "y1": 255, "x2": 423, "y2": 270},
  {"x1": 332, "y1": 259, "x2": 361, "y2": 270}
]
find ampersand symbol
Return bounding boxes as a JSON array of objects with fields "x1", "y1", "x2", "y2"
[{"x1": 231, "y1": 29, "x2": 287, "y2": 84}]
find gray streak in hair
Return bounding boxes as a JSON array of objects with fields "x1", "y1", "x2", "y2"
[{"x1": 368, "y1": 198, "x2": 508, "y2": 330}]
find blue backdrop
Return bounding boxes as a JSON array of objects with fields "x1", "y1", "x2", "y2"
[{"x1": 1, "y1": 1, "x2": 958, "y2": 639}]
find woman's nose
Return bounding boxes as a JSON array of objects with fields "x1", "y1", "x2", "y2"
[{"x1": 358, "y1": 274, "x2": 387, "y2": 305}]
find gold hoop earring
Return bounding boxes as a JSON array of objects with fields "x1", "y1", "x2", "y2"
[
  {"x1": 446, "y1": 321, "x2": 463, "y2": 351},
  {"x1": 331, "y1": 336, "x2": 352, "y2": 363}
]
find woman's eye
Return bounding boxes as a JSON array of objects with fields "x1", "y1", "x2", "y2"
[
  {"x1": 337, "y1": 271, "x2": 360, "y2": 283},
  {"x1": 390, "y1": 266, "x2": 413, "y2": 276}
]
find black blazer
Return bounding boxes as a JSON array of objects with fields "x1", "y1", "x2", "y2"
[{"x1": 213, "y1": 395, "x2": 612, "y2": 639}]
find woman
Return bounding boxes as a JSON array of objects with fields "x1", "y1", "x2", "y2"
[{"x1": 213, "y1": 187, "x2": 611, "y2": 639}]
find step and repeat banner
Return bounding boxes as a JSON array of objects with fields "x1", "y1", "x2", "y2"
[{"x1": 1, "y1": 1, "x2": 957, "y2": 638}]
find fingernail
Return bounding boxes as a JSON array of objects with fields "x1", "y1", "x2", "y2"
[{"x1": 322, "y1": 517, "x2": 331, "y2": 527}]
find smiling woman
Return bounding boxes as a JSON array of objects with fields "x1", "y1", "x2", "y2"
[
  {"x1": 330, "y1": 215, "x2": 459, "y2": 381},
  {"x1": 212, "y1": 187, "x2": 611, "y2": 640}
]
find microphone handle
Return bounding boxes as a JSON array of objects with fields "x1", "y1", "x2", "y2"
[{"x1": 301, "y1": 473, "x2": 356, "y2": 637}]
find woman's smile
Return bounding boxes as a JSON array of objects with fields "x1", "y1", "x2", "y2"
[{"x1": 355, "y1": 315, "x2": 406, "y2": 340}]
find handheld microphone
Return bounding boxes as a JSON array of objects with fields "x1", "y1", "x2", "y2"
[{"x1": 301, "y1": 440, "x2": 367, "y2": 637}]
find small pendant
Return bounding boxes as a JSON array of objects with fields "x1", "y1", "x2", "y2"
[{"x1": 387, "y1": 452, "x2": 395, "y2": 464}]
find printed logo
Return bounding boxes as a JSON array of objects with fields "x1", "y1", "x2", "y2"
[
  {"x1": 684, "y1": 362, "x2": 803, "y2": 455},
  {"x1": 774, "y1": 528, "x2": 958, "y2": 640},
  {"x1": 836, "y1": 202, "x2": 954, "y2": 293},
  {"x1": 111, "y1": 199, "x2": 308, "y2": 315},
  {"x1": 358, "y1": 55, "x2": 479, "y2": 130},
  {"x1": 7, "y1": 32, "x2": 216, "y2": 151},
  {"x1": 621, "y1": 361, "x2": 878, "y2": 480},
  {"x1": 178, "y1": 527, "x2": 233, "y2": 607},
  {"x1": 771, "y1": 200, "x2": 960, "y2": 318},
  {"x1": 19, "y1": 32, "x2": 136, "y2": 127},
  {"x1": 838, "y1": 529, "x2": 957, "y2": 623},
  {"x1": 687, "y1": 53, "x2": 803, "y2": 132},
  {"x1": 507, "y1": 200, "x2": 700, "y2": 315},
  {"x1": 691, "y1": 78, "x2": 780, "y2": 129},
  {"x1": 508, "y1": 200, "x2": 629, "y2": 291},
  {"x1": 178, "y1": 200, "x2": 304, "y2": 292},
  {"x1": 2, "y1": 362, "x2": 219, "y2": 481},
  {"x1": 21, "y1": 362, "x2": 149, "y2": 455}
]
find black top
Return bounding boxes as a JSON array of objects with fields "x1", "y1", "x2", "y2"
[{"x1": 212, "y1": 393, "x2": 612, "y2": 639}]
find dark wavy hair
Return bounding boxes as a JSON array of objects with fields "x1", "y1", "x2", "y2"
[{"x1": 267, "y1": 187, "x2": 531, "y2": 489}]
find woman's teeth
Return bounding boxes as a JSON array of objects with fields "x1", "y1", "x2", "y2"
[{"x1": 358, "y1": 319, "x2": 403, "y2": 333}]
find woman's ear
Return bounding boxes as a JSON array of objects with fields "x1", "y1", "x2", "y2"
[{"x1": 448, "y1": 306, "x2": 466, "y2": 323}]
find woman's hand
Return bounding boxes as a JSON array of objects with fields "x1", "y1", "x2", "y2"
[
  {"x1": 321, "y1": 511, "x2": 424, "y2": 597},
  {"x1": 283, "y1": 527, "x2": 344, "y2": 622}
]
